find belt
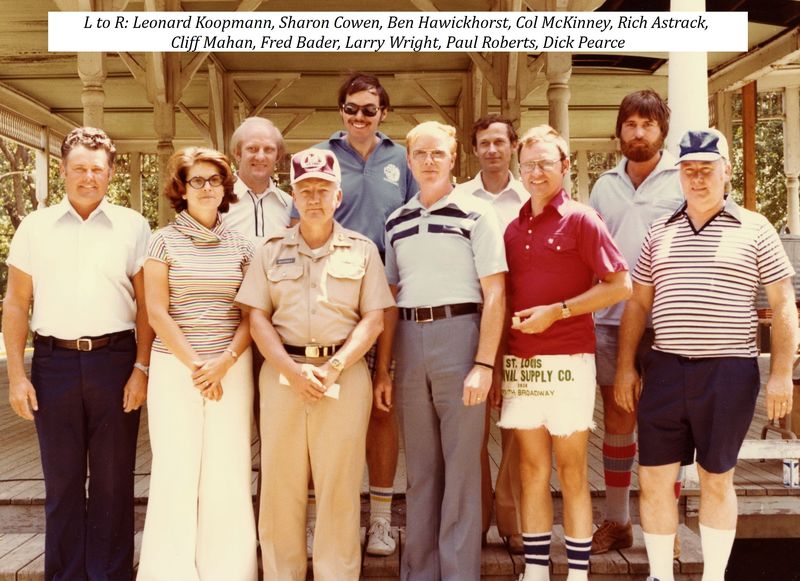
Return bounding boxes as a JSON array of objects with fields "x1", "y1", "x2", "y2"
[
  {"x1": 33, "y1": 329, "x2": 135, "y2": 352},
  {"x1": 283, "y1": 343, "x2": 342, "y2": 358},
  {"x1": 399, "y1": 302, "x2": 481, "y2": 323}
]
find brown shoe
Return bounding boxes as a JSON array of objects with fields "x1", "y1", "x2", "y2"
[
  {"x1": 504, "y1": 534, "x2": 525, "y2": 555},
  {"x1": 673, "y1": 534, "x2": 681, "y2": 560},
  {"x1": 591, "y1": 520, "x2": 634, "y2": 554}
]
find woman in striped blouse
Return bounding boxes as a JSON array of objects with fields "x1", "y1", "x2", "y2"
[{"x1": 138, "y1": 147, "x2": 257, "y2": 580}]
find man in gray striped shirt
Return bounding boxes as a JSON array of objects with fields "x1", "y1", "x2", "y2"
[{"x1": 616, "y1": 129, "x2": 797, "y2": 581}]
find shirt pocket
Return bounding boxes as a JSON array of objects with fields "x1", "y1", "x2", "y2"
[
  {"x1": 325, "y1": 255, "x2": 366, "y2": 310},
  {"x1": 536, "y1": 233, "x2": 579, "y2": 272}
]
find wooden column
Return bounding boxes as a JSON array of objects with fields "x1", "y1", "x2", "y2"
[
  {"x1": 154, "y1": 101, "x2": 175, "y2": 226},
  {"x1": 784, "y1": 86, "x2": 800, "y2": 233},
  {"x1": 742, "y1": 81, "x2": 757, "y2": 211},
  {"x1": 545, "y1": 53, "x2": 572, "y2": 192},
  {"x1": 129, "y1": 151, "x2": 143, "y2": 214},
  {"x1": 667, "y1": 0, "x2": 708, "y2": 154},
  {"x1": 576, "y1": 148, "x2": 589, "y2": 203},
  {"x1": 35, "y1": 127, "x2": 49, "y2": 208},
  {"x1": 77, "y1": 52, "x2": 107, "y2": 128}
]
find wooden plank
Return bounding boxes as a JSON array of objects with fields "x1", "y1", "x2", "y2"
[
  {"x1": 481, "y1": 526, "x2": 515, "y2": 577},
  {"x1": 549, "y1": 525, "x2": 568, "y2": 575},
  {"x1": 676, "y1": 523, "x2": 703, "y2": 574},
  {"x1": 617, "y1": 525, "x2": 651, "y2": 575},
  {"x1": 742, "y1": 81, "x2": 757, "y2": 211},
  {"x1": 588, "y1": 522, "x2": 629, "y2": 575},
  {"x1": 739, "y1": 439, "x2": 800, "y2": 460},
  {"x1": 0, "y1": 533, "x2": 44, "y2": 581},
  {"x1": 0, "y1": 534, "x2": 35, "y2": 561}
]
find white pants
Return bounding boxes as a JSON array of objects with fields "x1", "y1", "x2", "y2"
[{"x1": 138, "y1": 349, "x2": 257, "y2": 581}]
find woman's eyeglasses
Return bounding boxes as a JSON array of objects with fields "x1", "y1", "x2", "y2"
[
  {"x1": 341, "y1": 103, "x2": 382, "y2": 117},
  {"x1": 186, "y1": 174, "x2": 224, "y2": 189}
]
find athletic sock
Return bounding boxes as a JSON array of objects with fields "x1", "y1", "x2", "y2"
[
  {"x1": 306, "y1": 489, "x2": 316, "y2": 526},
  {"x1": 565, "y1": 535, "x2": 591, "y2": 580},
  {"x1": 369, "y1": 486, "x2": 393, "y2": 523},
  {"x1": 700, "y1": 523, "x2": 735, "y2": 581},
  {"x1": 521, "y1": 531, "x2": 550, "y2": 581},
  {"x1": 643, "y1": 531, "x2": 675, "y2": 581},
  {"x1": 602, "y1": 432, "x2": 636, "y2": 524}
]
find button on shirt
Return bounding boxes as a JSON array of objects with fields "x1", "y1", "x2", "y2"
[
  {"x1": 235, "y1": 222, "x2": 394, "y2": 347},
  {"x1": 384, "y1": 189, "x2": 507, "y2": 308},
  {"x1": 222, "y1": 176, "x2": 292, "y2": 243},
  {"x1": 308, "y1": 131, "x2": 417, "y2": 253},
  {"x1": 147, "y1": 211, "x2": 254, "y2": 356},
  {"x1": 7, "y1": 197, "x2": 151, "y2": 339},
  {"x1": 633, "y1": 197, "x2": 794, "y2": 358},
  {"x1": 505, "y1": 190, "x2": 628, "y2": 357},
  {"x1": 589, "y1": 150, "x2": 683, "y2": 325},
  {"x1": 451, "y1": 170, "x2": 530, "y2": 229}
]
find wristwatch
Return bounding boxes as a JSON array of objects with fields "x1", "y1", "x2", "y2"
[
  {"x1": 133, "y1": 362, "x2": 150, "y2": 376},
  {"x1": 329, "y1": 357, "x2": 345, "y2": 372},
  {"x1": 560, "y1": 301, "x2": 571, "y2": 319}
]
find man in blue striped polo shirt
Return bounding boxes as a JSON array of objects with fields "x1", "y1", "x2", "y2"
[{"x1": 617, "y1": 129, "x2": 797, "y2": 581}]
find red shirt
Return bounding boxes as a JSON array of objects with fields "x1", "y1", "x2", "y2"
[{"x1": 505, "y1": 190, "x2": 628, "y2": 357}]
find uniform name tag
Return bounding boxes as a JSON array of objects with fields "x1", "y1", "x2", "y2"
[
  {"x1": 501, "y1": 355, "x2": 576, "y2": 399},
  {"x1": 276, "y1": 257, "x2": 295, "y2": 264}
]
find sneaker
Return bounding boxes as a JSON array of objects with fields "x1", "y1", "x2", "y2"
[
  {"x1": 591, "y1": 519, "x2": 633, "y2": 554},
  {"x1": 646, "y1": 577, "x2": 661, "y2": 581},
  {"x1": 673, "y1": 533, "x2": 681, "y2": 560},
  {"x1": 366, "y1": 516, "x2": 396, "y2": 556},
  {"x1": 306, "y1": 525, "x2": 314, "y2": 559}
]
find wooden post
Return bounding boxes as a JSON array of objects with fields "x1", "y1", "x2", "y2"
[
  {"x1": 742, "y1": 81, "x2": 757, "y2": 211},
  {"x1": 576, "y1": 148, "x2": 589, "y2": 203},
  {"x1": 35, "y1": 127, "x2": 49, "y2": 208},
  {"x1": 784, "y1": 86, "x2": 800, "y2": 233},
  {"x1": 77, "y1": 52, "x2": 107, "y2": 128},
  {"x1": 129, "y1": 151, "x2": 143, "y2": 214}
]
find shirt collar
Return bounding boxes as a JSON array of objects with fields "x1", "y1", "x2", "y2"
[
  {"x1": 55, "y1": 196, "x2": 115, "y2": 226},
  {"x1": 173, "y1": 210, "x2": 225, "y2": 242},
  {"x1": 235, "y1": 174, "x2": 288, "y2": 207},
  {"x1": 665, "y1": 195, "x2": 741, "y2": 226},
  {"x1": 329, "y1": 130, "x2": 392, "y2": 147},
  {"x1": 516, "y1": 189, "x2": 570, "y2": 221},
  {"x1": 280, "y1": 221, "x2": 352, "y2": 255},
  {"x1": 606, "y1": 149, "x2": 678, "y2": 181},
  {"x1": 466, "y1": 171, "x2": 528, "y2": 203}
]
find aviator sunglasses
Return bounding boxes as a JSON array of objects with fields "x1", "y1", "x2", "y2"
[{"x1": 341, "y1": 103, "x2": 383, "y2": 117}]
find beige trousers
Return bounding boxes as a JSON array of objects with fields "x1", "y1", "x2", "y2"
[{"x1": 258, "y1": 357, "x2": 372, "y2": 581}]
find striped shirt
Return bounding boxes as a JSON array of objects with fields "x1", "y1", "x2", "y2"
[
  {"x1": 384, "y1": 188, "x2": 507, "y2": 308},
  {"x1": 633, "y1": 198, "x2": 794, "y2": 358},
  {"x1": 147, "y1": 211, "x2": 254, "y2": 356}
]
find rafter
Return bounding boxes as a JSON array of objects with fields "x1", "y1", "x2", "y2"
[
  {"x1": 467, "y1": 53, "x2": 500, "y2": 97},
  {"x1": 118, "y1": 52, "x2": 146, "y2": 86},
  {"x1": 250, "y1": 75, "x2": 300, "y2": 117},
  {"x1": 178, "y1": 102, "x2": 210, "y2": 141},
  {"x1": 179, "y1": 52, "x2": 210, "y2": 95},
  {"x1": 237, "y1": 0, "x2": 266, "y2": 10},
  {"x1": 407, "y1": 79, "x2": 457, "y2": 126},
  {"x1": 408, "y1": 0, "x2": 438, "y2": 11},
  {"x1": 282, "y1": 111, "x2": 314, "y2": 136}
]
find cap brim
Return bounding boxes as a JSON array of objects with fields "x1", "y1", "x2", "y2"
[
  {"x1": 291, "y1": 171, "x2": 339, "y2": 185},
  {"x1": 676, "y1": 152, "x2": 723, "y2": 164}
]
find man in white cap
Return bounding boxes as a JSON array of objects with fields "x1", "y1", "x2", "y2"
[{"x1": 617, "y1": 129, "x2": 797, "y2": 581}]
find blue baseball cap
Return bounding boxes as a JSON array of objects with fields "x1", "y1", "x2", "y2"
[{"x1": 676, "y1": 129, "x2": 730, "y2": 163}]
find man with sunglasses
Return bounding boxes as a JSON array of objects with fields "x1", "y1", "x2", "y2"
[{"x1": 304, "y1": 72, "x2": 415, "y2": 557}]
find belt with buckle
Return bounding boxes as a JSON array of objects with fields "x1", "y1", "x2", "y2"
[
  {"x1": 400, "y1": 302, "x2": 481, "y2": 323},
  {"x1": 283, "y1": 343, "x2": 342, "y2": 358},
  {"x1": 33, "y1": 329, "x2": 135, "y2": 352}
]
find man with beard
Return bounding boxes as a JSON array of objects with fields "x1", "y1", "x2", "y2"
[{"x1": 588, "y1": 90, "x2": 684, "y2": 555}]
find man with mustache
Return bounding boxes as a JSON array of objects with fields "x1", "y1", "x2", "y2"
[{"x1": 588, "y1": 90, "x2": 684, "y2": 555}]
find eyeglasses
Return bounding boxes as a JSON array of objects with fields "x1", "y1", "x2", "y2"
[
  {"x1": 186, "y1": 174, "x2": 224, "y2": 189},
  {"x1": 519, "y1": 159, "x2": 562, "y2": 173},
  {"x1": 341, "y1": 103, "x2": 382, "y2": 117},
  {"x1": 411, "y1": 149, "x2": 449, "y2": 162}
]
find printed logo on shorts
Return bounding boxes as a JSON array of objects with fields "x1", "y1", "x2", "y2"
[{"x1": 383, "y1": 163, "x2": 400, "y2": 185}]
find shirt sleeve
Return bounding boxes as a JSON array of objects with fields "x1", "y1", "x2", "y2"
[
  {"x1": 241, "y1": 237, "x2": 256, "y2": 270},
  {"x1": 6, "y1": 214, "x2": 33, "y2": 275},
  {"x1": 145, "y1": 229, "x2": 169, "y2": 265},
  {"x1": 131, "y1": 216, "x2": 152, "y2": 275},
  {"x1": 471, "y1": 206, "x2": 508, "y2": 279},
  {"x1": 756, "y1": 221, "x2": 795, "y2": 286},
  {"x1": 235, "y1": 244, "x2": 273, "y2": 315},
  {"x1": 358, "y1": 240, "x2": 396, "y2": 314},
  {"x1": 632, "y1": 228, "x2": 655, "y2": 286},
  {"x1": 578, "y1": 210, "x2": 629, "y2": 280},
  {"x1": 384, "y1": 222, "x2": 399, "y2": 286}
]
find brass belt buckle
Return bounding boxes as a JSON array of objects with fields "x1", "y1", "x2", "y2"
[
  {"x1": 415, "y1": 306, "x2": 434, "y2": 323},
  {"x1": 77, "y1": 338, "x2": 93, "y2": 351},
  {"x1": 304, "y1": 344, "x2": 320, "y2": 358}
]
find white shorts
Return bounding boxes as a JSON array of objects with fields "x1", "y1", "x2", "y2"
[{"x1": 497, "y1": 353, "x2": 596, "y2": 436}]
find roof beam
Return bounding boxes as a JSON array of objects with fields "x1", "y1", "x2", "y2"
[
  {"x1": 179, "y1": 53, "x2": 211, "y2": 95},
  {"x1": 408, "y1": 0, "x2": 439, "y2": 10},
  {"x1": 237, "y1": 0, "x2": 267, "y2": 10},
  {"x1": 282, "y1": 111, "x2": 314, "y2": 136},
  {"x1": 406, "y1": 79, "x2": 457, "y2": 126},
  {"x1": 0, "y1": 82, "x2": 77, "y2": 136},
  {"x1": 177, "y1": 101, "x2": 210, "y2": 142},
  {"x1": 250, "y1": 75, "x2": 300, "y2": 117},
  {"x1": 708, "y1": 28, "x2": 800, "y2": 94}
]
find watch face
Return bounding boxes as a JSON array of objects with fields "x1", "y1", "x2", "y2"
[{"x1": 331, "y1": 357, "x2": 344, "y2": 371}]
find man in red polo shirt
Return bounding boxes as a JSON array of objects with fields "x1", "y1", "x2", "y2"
[{"x1": 499, "y1": 125, "x2": 631, "y2": 581}]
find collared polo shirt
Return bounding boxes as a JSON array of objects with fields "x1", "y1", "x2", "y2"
[
  {"x1": 222, "y1": 175, "x2": 292, "y2": 243},
  {"x1": 451, "y1": 170, "x2": 530, "y2": 229},
  {"x1": 384, "y1": 188, "x2": 507, "y2": 308},
  {"x1": 307, "y1": 131, "x2": 416, "y2": 253},
  {"x1": 505, "y1": 190, "x2": 628, "y2": 357},
  {"x1": 147, "y1": 211, "x2": 254, "y2": 356},
  {"x1": 7, "y1": 197, "x2": 150, "y2": 339},
  {"x1": 633, "y1": 197, "x2": 794, "y2": 358},
  {"x1": 589, "y1": 150, "x2": 683, "y2": 325},
  {"x1": 235, "y1": 221, "x2": 394, "y2": 347}
]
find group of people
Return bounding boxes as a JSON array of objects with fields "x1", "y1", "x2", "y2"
[{"x1": 3, "y1": 73, "x2": 796, "y2": 581}]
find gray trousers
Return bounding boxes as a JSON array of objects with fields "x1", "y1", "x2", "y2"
[{"x1": 395, "y1": 313, "x2": 484, "y2": 581}]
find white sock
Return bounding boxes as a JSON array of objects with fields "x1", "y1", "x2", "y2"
[
  {"x1": 700, "y1": 523, "x2": 735, "y2": 581},
  {"x1": 643, "y1": 531, "x2": 675, "y2": 581}
]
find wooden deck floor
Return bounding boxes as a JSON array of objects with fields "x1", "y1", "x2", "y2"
[{"x1": 1, "y1": 355, "x2": 798, "y2": 580}]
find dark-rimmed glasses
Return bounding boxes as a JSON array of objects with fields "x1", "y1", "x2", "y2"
[{"x1": 186, "y1": 174, "x2": 224, "y2": 189}]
